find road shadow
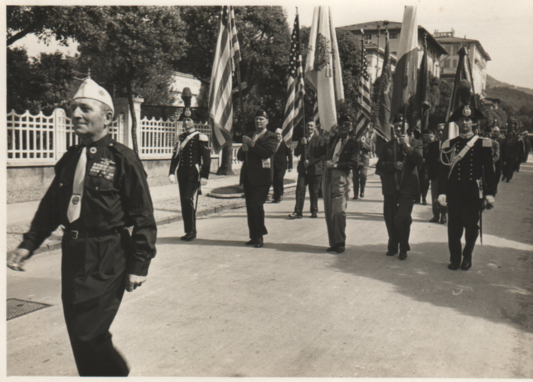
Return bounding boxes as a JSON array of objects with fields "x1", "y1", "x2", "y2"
[{"x1": 329, "y1": 241, "x2": 533, "y2": 334}]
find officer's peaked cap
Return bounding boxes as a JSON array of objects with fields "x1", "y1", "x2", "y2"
[{"x1": 73, "y1": 78, "x2": 114, "y2": 114}]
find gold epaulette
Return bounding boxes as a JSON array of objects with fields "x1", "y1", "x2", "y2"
[
  {"x1": 199, "y1": 134, "x2": 208, "y2": 142},
  {"x1": 481, "y1": 137, "x2": 492, "y2": 147},
  {"x1": 442, "y1": 140, "x2": 450, "y2": 149}
]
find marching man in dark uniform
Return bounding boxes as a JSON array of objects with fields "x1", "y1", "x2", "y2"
[
  {"x1": 313, "y1": 114, "x2": 359, "y2": 254},
  {"x1": 169, "y1": 108, "x2": 211, "y2": 241},
  {"x1": 7, "y1": 78, "x2": 157, "y2": 376},
  {"x1": 352, "y1": 128, "x2": 372, "y2": 200},
  {"x1": 289, "y1": 121, "x2": 324, "y2": 219},
  {"x1": 237, "y1": 109, "x2": 279, "y2": 248},
  {"x1": 438, "y1": 104, "x2": 496, "y2": 271},
  {"x1": 427, "y1": 123, "x2": 447, "y2": 223},
  {"x1": 272, "y1": 128, "x2": 293, "y2": 203},
  {"x1": 376, "y1": 122, "x2": 423, "y2": 260}
]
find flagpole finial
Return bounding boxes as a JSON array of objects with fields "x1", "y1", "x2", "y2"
[{"x1": 295, "y1": 6, "x2": 298, "y2": 15}]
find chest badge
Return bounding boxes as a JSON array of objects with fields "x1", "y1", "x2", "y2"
[
  {"x1": 89, "y1": 147, "x2": 97, "y2": 155},
  {"x1": 89, "y1": 157, "x2": 116, "y2": 180},
  {"x1": 72, "y1": 196, "x2": 80, "y2": 205}
]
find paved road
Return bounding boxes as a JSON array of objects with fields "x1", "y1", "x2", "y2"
[{"x1": 6, "y1": 159, "x2": 533, "y2": 377}]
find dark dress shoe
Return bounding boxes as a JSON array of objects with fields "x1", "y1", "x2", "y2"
[
  {"x1": 440, "y1": 215, "x2": 447, "y2": 224},
  {"x1": 245, "y1": 239, "x2": 258, "y2": 246},
  {"x1": 448, "y1": 263, "x2": 460, "y2": 270},
  {"x1": 181, "y1": 232, "x2": 196, "y2": 241},
  {"x1": 429, "y1": 216, "x2": 439, "y2": 223},
  {"x1": 326, "y1": 246, "x2": 337, "y2": 252},
  {"x1": 399, "y1": 252, "x2": 408, "y2": 260},
  {"x1": 422, "y1": 199, "x2": 427, "y2": 205},
  {"x1": 272, "y1": 199, "x2": 280, "y2": 203},
  {"x1": 360, "y1": 192, "x2": 365, "y2": 198},
  {"x1": 336, "y1": 245, "x2": 345, "y2": 254},
  {"x1": 288, "y1": 212, "x2": 303, "y2": 219},
  {"x1": 254, "y1": 238, "x2": 264, "y2": 248},
  {"x1": 310, "y1": 213, "x2": 318, "y2": 218},
  {"x1": 460, "y1": 261, "x2": 472, "y2": 270},
  {"x1": 353, "y1": 195, "x2": 359, "y2": 200},
  {"x1": 386, "y1": 251, "x2": 397, "y2": 256}
]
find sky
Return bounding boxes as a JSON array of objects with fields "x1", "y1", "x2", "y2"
[{"x1": 9, "y1": 0, "x2": 533, "y2": 89}]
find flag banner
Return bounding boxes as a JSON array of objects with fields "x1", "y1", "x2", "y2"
[
  {"x1": 390, "y1": 5, "x2": 418, "y2": 123},
  {"x1": 312, "y1": 96, "x2": 321, "y2": 130},
  {"x1": 305, "y1": 6, "x2": 344, "y2": 133},
  {"x1": 445, "y1": 45, "x2": 476, "y2": 139},
  {"x1": 208, "y1": 6, "x2": 241, "y2": 152},
  {"x1": 374, "y1": 32, "x2": 392, "y2": 142},
  {"x1": 281, "y1": 14, "x2": 305, "y2": 143},
  {"x1": 416, "y1": 35, "x2": 431, "y2": 133},
  {"x1": 354, "y1": 43, "x2": 372, "y2": 140}
]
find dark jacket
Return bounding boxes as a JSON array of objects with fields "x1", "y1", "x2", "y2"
[
  {"x1": 313, "y1": 134, "x2": 360, "y2": 171},
  {"x1": 169, "y1": 131, "x2": 211, "y2": 179},
  {"x1": 238, "y1": 129, "x2": 279, "y2": 186},
  {"x1": 438, "y1": 135, "x2": 496, "y2": 198},
  {"x1": 376, "y1": 137, "x2": 423, "y2": 196},
  {"x1": 294, "y1": 134, "x2": 325, "y2": 176},
  {"x1": 273, "y1": 140, "x2": 293, "y2": 171},
  {"x1": 426, "y1": 139, "x2": 444, "y2": 180}
]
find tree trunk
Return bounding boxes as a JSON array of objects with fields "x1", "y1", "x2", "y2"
[
  {"x1": 216, "y1": 138, "x2": 234, "y2": 175},
  {"x1": 127, "y1": 80, "x2": 139, "y2": 154}
]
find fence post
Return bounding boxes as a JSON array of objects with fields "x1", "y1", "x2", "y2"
[
  {"x1": 134, "y1": 96, "x2": 144, "y2": 156},
  {"x1": 54, "y1": 108, "x2": 67, "y2": 160}
]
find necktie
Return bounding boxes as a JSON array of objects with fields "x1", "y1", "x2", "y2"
[
  {"x1": 67, "y1": 147, "x2": 87, "y2": 223},
  {"x1": 332, "y1": 138, "x2": 344, "y2": 163}
]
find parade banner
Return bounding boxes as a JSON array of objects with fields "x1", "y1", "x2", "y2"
[
  {"x1": 375, "y1": 31, "x2": 392, "y2": 142},
  {"x1": 416, "y1": 34, "x2": 431, "y2": 133},
  {"x1": 305, "y1": 6, "x2": 344, "y2": 133},
  {"x1": 208, "y1": 6, "x2": 241, "y2": 152},
  {"x1": 281, "y1": 13, "x2": 305, "y2": 143},
  {"x1": 354, "y1": 35, "x2": 372, "y2": 140},
  {"x1": 390, "y1": 5, "x2": 418, "y2": 124}
]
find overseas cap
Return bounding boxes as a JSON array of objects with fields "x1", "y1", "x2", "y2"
[
  {"x1": 339, "y1": 114, "x2": 353, "y2": 123},
  {"x1": 255, "y1": 109, "x2": 269, "y2": 118},
  {"x1": 73, "y1": 78, "x2": 114, "y2": 114}
]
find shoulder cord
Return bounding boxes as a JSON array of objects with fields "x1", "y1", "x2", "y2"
[{"x1": 440, "y1": 143, "x2": 456, "y2": 167}]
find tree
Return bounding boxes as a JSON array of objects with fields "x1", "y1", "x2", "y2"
[{"x1": 75, "y1": 6, "x2": 188, "y2": 153}]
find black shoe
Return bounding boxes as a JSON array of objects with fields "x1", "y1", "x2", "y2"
[
  {"x1": 422, "y1": 199, "x2": 427, "y2": 205},
  {"x1": 254, "y1": 237, "x2": 264, "y2": 248},
  {"x1": 440, "y1": 215, "x2": 447, "y2": 224},
  {"x1": 353, "y1": 195, "x2": 359, "y2": 200},
  {"x1": 310, "y1": 212, "x2": 318, "y2": 218},
  {"x1": 399, "y1": 252, "x2": 408, "y2": 260},
  {"x1": 360, "y1": 192, "x2": 365, "y2": 198},
  {"x1": 272, "y1": 199, "x2": 280, "y2": 203},
  {"x1": 288, "y1": 212, "x2": 303, "y2": 219},
  {"x1": 460, "y1": 261, "x2": 472, "y2": 270},
  {"x1": 429, "y1": 216, "x2": 439, "y2": 223},
  {"x1": 448, "y1": 263, "x2": 460, "y2": 270},
  {"x1": 181, "y1": 232, "x2": 196, "y2": 241},
  {"x1": 326, "y1": 245, "x2": 337, "y2": 252},
  {"x1": 386, "y1": 251, "x2": 397, "y2": 256},
  {"x1": 336, "y1": 245, "x2": 345, "y2": 254},
  {"x1": 245, "y1": 239, "x2": 258, "y2": 246}
]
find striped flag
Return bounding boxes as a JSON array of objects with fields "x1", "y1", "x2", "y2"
[
  {"x1": 354, "y1": 42, "x2": 372, "y2": 140},
  {"x1": 208, "y1": 6, "x2": 241, "y2": 152},
  {"x1": 374, "y1": 31, "x2": 393, "y2": 142},
  {"x1": 312, "y1": 97, "x2": 321, "y2": 130},
  {"x1": 281, "y1": 14, "x2": 305, "y2": 143}
]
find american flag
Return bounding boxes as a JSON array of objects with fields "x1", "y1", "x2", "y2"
[
  {"x1": 281, "y1": 14, "x2": 305, "y2": 143},
  {"x1": 312, "y1": 97, "x2": 320, "y2": 130},
  {"x1": 208, "y1": 6, "x2": 241, "y2": 152},
  {"x1": 354, "y1": 45, "x2": 372, "y2": 139}
]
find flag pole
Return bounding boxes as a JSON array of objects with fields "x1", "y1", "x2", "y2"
[{"x1": 296, "y1": 7, "x2": 308, "y2": 163}]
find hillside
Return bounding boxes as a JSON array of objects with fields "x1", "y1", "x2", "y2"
[
  {"x1": 487, "y1": 74, "x2": 533, "y2": 96},
  {"x1": 486, "y1": 85, "x2": 533, "y2": 114}
]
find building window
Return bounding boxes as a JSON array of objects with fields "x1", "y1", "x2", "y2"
[
  {"x1": 389, "y1": 33, "x2": 398, "y2": 39},
  {"x1": 364, "y1": 34, "x2": 372, "y2": 41},
  {"x1": 452, "y1": 59, "x2": 457, "y2": 68}
]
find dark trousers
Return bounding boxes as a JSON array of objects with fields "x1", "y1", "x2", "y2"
[
  {"x1": 243, "y1": 178, "x2": 270, "y2": 240},
  {"x1": 447, "y1": 195, "x2": 482, "y2": 266},
  {"x1": 494, "y1": 160, "x2": 501, "y2": 194},
  {"x1": 383, "y1": 192, "x2": 415, "y2": 253},
  {"x1": 419, "y1": 167, "x2": 430, "y2": 202},
  {"x1": 61, "y1": 232, "x2": 130, "y2": 376},
  {"x1": 272, "y1": 167, "x2": 286, "y2": 200},
  {"x1": 178, "y1": 168, "x2": 199, "y2": 234},
  {"x1": 352, "y1": 164, "x2": 367, "y2": 197},
  {"x1": 430, "y1": 178, "x2": 446, "y2": 219},
  {"x1": 503, "y1": 159, "x2": 517, "y2": 181},
  {"x1": 294, "y1": 173, "x2": 321, "y2": 214}
]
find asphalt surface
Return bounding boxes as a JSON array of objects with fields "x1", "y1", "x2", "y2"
[{"x1": 5, "y1": 157, "x2": 533, "y2": 378}]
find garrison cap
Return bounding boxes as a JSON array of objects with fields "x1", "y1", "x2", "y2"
[
  {"x1": 339, "y1": 114, "x2": 353, "y2": 123},
  {"x1": 73, "y1": 78, "x2": 114, "y2": 114},
  {"x1": 448, "y1": 104, "x2": 485, "y2": 123},
  {"x1": 255, "y1": 109, "x2": 269, "y2": 118}
]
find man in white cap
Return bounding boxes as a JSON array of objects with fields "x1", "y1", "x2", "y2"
[
  {"x1": 272, "y1": 127, "x2": 293, "y2": 203},
  {"x1": 7, "y1": 77, "x2": 157, "y2": 376}
]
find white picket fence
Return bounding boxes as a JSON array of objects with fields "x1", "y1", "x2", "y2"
[{"x1": 6, "y1": 108, "x2": 218, "y2": 166}]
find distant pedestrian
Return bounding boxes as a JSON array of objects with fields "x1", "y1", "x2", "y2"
[
  {"x1": 438, "y1": 104, "x2": 496, "y2": 271},
  {"x1": 427, "y1": 123, "x2": 447, "y2": 223},
  {"x1": 169, "y1": 108, "x2": 211, "y2": 241},
  {"x1": 418, "y1": 129, "x2": 432, "y2": 205},
  {"x1": 376, "y1": 122, "x2": 423, "y2": 260},
  {"x1": 351, "y1": 128, "x2": 372, "y2": 200},
  {"x1": 7, "y1": 78, "x2": 157, "y2": 376},
  {"x1": 313, "y1": 115, "x2": 359, "y2": 254},
  {"x1": 237, "y1": 109, "x2": 279, "y2": 248},
  {"x1": 289, "y1": 121, "x2": 324, "y2": 219},
  {"x1": 272, "y1": 128, "x2": 293, "y2": 203}
]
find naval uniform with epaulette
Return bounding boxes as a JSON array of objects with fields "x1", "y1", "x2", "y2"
[
  {"x1": 169, "y1": 130, "x2": 211, "y2": 236},
  {"x1": 438, "y1": 135, "x2": 496, "y2": 268},
  {"x1": 19, "y1": 133, "x2": 157, "y2": 376}
]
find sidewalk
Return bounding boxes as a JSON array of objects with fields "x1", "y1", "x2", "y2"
[{"x1": 5, "y1": 167, "x2": 299, "y2": 253}]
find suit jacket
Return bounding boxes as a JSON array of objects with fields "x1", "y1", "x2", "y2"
[
  {"x1": 426, "y1": 139, "x2": 443, "y2": 180},
  {"x1": 376, "y1": 137, "x2": 423, "y2": 196},
  {"x1": 312, "y1": 135, "x2": 360, "y2": 171},
  {"x1": 273, "y1": 141, "x2": 293, "y2": 171},
  {"x1": 238, "y1": 129, "x2": 279, "y2": 186},
  {"x1": 294, "y1": 134, "x2": 325, "y2": 176}
]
